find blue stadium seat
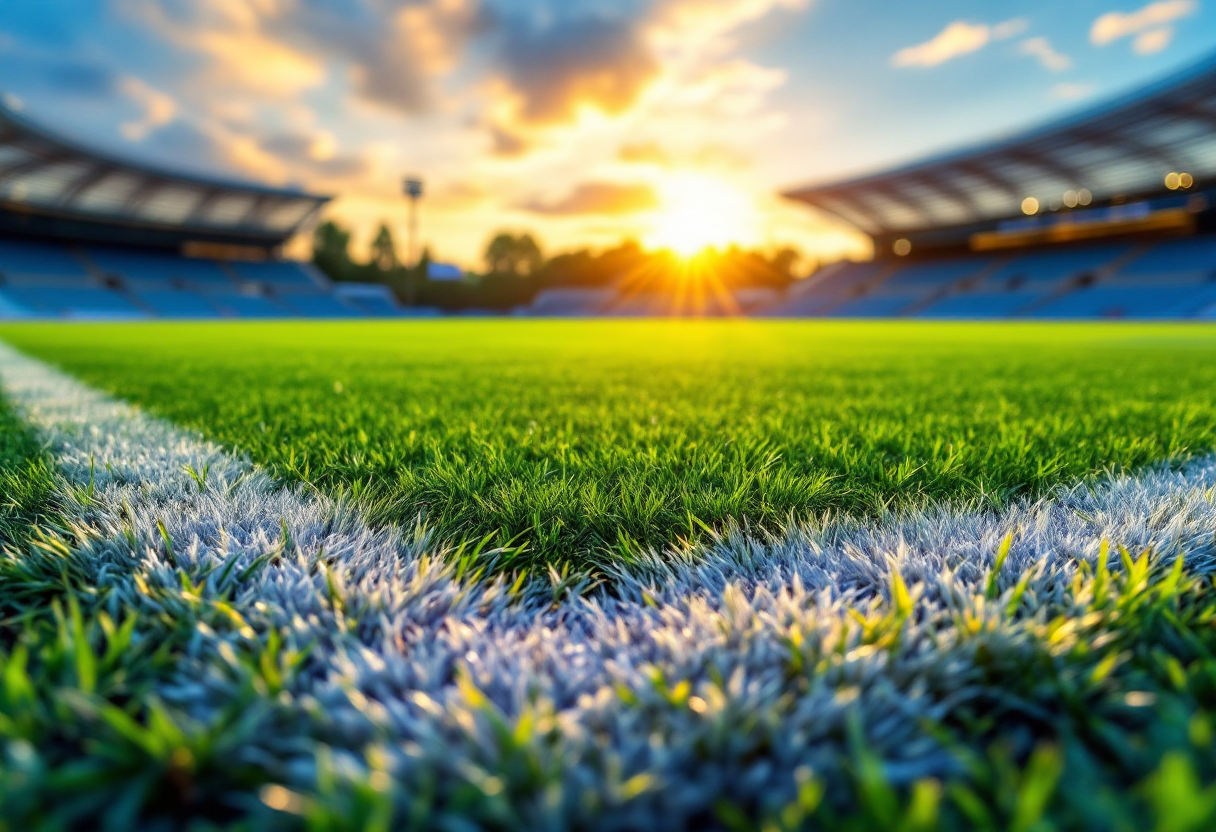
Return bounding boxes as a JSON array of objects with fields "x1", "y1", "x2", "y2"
[
  {"x1": 0, "y1": 288, "x2": 36, "y2": 317},
  {"x1": 86, "y1": 248, "x2": 234, "y2": 287},
  {"x1": 1114, "y1": 238, "x2": 1216, "y2": 281},
  {"x1": 279, "y1": 294, "x2": 362, "y2": 318},
  {"x1": 880, "y1": 259, "x2": 990, "y2": 290},
  {"x1": 228, "y1": 260, "x2": 324, "y2": 290},
  {"x1": 0, "y1": 239, "x2": 90, "y2": 281},
  {"x1": 755, "y1": 292, "x2": 845, "y2": 317},
  {"x1": 1029, "y1": 284, "x2": 1213, "y2": 319},
  {"x1": 808, "y1": 261, "x2": 886, "y2": 295},
  {"x1": 529, "y1": 289, "x2": 614, "y2": 316},
  {"x1": 607, "y1": 294, "x2": 684, "y2": 316},
  {"x1": 984, "y1": 245, "x2": 1129, "y2": 287},
  {"x1": 1, "y1": 285, "x2": 147, "y2": 318},
  {"x1": 827, "y1": 293, "x2": 920, "y2": 317},
  {"x1": 208, "y1": 293, "x2": 294, "y2": 318},
  {"x1": 342, "y1": 295, "x2": 404, "y2": 317},
  {"x1": 915, "y1": 290, "x2": 1044, "y2": 318},
  {"x1": 133, "y1": 290, "x2": 223, "y2": 318}
]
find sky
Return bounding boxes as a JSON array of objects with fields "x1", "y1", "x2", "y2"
[{"x1": 2, "y1": 0, "x2": 1215, "y2": 267}]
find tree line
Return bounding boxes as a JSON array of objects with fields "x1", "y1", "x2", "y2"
[{"x1": 312, "y1": 220, "x2": 809, "y2": 312}]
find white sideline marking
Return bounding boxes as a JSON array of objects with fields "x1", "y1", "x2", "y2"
[{"x1": 3, "y1": 339, "x2": 1216, "y2": 824}]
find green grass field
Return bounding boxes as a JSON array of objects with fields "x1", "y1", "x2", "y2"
[
  {"x1": 5, "y1": 320, "x2": 1216, "y2": 572},
  {"x1": 0, "y1": 391, "x2": 55, "y2": 545},
  {"x1": 7, "y1": 320, "x2": 1216, "y2": 830}
]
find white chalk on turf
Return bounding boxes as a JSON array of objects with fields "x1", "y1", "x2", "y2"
[{"x1": 2, "y1": 338, "x2": 1215, "y2": 826}]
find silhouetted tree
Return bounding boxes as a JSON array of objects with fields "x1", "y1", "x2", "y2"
[
  {"x1": 370, "y1": 223, "x2": 398, "y2": 272},
  {"x1": 312, "y1": 220, "x2": 353, "y2": 281},
  {"x1": 484, "y1": 232, "x2": 544, "y2": 276},
  {"x1": 770, "y1": 247, "x2": 802, "y2": 279}
]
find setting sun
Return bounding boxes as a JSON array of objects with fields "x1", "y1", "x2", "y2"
[{"x1": 647, "y1": 174, "x2": 762, "y2": 256}]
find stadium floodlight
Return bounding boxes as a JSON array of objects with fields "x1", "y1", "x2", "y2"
[
  {"x1": 403, "y1": 177, "x2": 425, "y2": 264},
  {"x1": 402, "y1": 176, "x2": 426, "y2": 305}
]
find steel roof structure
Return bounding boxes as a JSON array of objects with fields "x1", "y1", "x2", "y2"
[
  {"x1": 784, "y1": 52, "x2": 1216, "y2": 238},
  {"x1": 0, "y1": 95, "x2": 330, "y2": 246}
]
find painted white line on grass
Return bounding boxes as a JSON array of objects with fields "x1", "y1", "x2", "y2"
[{"x1": 3, "y1": 339, "x2": 1216, "y2": 826}]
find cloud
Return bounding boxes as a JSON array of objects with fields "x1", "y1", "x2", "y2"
[
  {"x1": 287, "y1": 0, "x2": 490, "y2": 114},
  {"x1": 493, "y1": 14, "x2": 659, "y2": 126},
  {"x1": 431, "y1": 180, "x2": 489, "y2": 210},
  {"x1": 1052, "y1": 81, "x2": 1096, "y2": 100},
  {"x1": 119, "y1": 77, "x2": 176, "y2": 140},
  {"x1": 991, "y1": 18, "x2": 1029, "y2": 40},
  {"x1": 126, "y1": 0, "x2": 488, "y2": 114},
  {"x1": 619, "y1": 142, "x2": 672, "y2": 165},
  {"x1": 485, "y1": 0, "x2": 804, "y2": 156},
  {"x1": 488, "y1": 124, "x2": 530, "y2": 158},
  {"x1": 654, "y1": 0, "x2": 808, "y2": 46},
  {"x1": 1019, "y1": 37, "x2": 1072, "y2": 71},
  {"x1": 1091, "y1": 0, "x2": 1197, "y2": 51},
  {"x1": 258, "y1": 131, "x2": 369, "y2": 179},
  {"x1": 618, "y1": 142, "x2": 751, "y2": 170},
  {"x1": 1134, "y1": 26, "x2": 1175, "y2": 53},
  {"x1": 891, "y1": 18, "x2": 1036, "y2": 68},
  {"x1": 133, "y1": 118, "x2": 237, "y2": 175},
  {"x1": 524, "y1": 182, "x2": 660, "y2": 215},
  {"x1": 126, "y1": 0, "x2": 325, "y2": 97},
  {"x1": 891, "y1": 21, "x2": 991, "y2": 68}
]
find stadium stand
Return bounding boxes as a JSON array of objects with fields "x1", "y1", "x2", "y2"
[
  {"x1": 915, "y1": 289, "x2": 1046, "y2": 319},
  {"x1": 332, "y1": 283, "x2": 411, "y2": 317},
  {"x1": 0, "y1": 96, "x2": 395, "y2": 320},
  {"x1": 227, "y1": 260, "x2": 327, "y2": 291},
  {"x1": 768, "y1": 50, "x2": 1216, "y2": 320},
  {"x1": 132, "y1": 290, "x2": 222, "y2": 319},
  {"x1": 526, "y1": 288, "x2": 615, "y2": 316},
  {"x1": 0, "y1": 239, "x2": 91, "y2": 281}
]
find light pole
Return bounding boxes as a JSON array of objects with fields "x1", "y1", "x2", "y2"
[{"x1": 403, "y1": 176, "x2": 424, "y2": 306}]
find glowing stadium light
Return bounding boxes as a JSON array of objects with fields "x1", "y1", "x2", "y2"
[
  {"x1": 1179, "y1": 172, "x2": 1195, "y2": 189},
  {"x1": 1022, "y1": 197, "x2": 1040, "y2": 215},
  {"x1": 893, "y1": 238, "x2": 912, "y2": 256},
  {"x1": 1165, "y1": 172, "x2": 1181, "y2": 190},
  {"x1": 1077, "y1": 189, "x2": 1093, "y2": 206},
  {"x1": 402, "y1": 176, "x2": 425, "y2": 269},
  {"x1": 1063, "y1": 190, "x2": 1079, "y2": 209}
]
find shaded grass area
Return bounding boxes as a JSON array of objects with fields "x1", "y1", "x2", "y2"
[
  {"x1": 5, "y1": 320, "x2": 1216, "y2": 575},
  {"x1": 0, "y1": 392, "x2": 55, "y2": 546}
]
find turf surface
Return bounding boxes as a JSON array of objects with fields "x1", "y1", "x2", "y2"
[
  {"x1": 0, "y1": 391, "x2": 54, "y2": 546},
  {"x1": 8, "y1": 323, "x2": 1216, "y2": 830},
  {"x1": 4, "y1": 320, "x2": 1216, "y2": 571}
]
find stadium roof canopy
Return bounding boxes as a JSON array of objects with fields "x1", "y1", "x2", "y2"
[
  {"x1": 784, "y1": 52, "x2": 1216, "y2": 237},
  {"x1": 0, "y1": 95, "x2": 329, "y2": 247}
]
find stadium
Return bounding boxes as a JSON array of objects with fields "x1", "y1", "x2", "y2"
[
  {"x1": 0, "y1": 54, "x2": 1215, "y2": 321},
  {"x1": 5, "y1": 8, "x2": 1216, "y2": 832},
  {"x1": 0, "y1": 96, "x2": 402, "y2": 320},
  {"x1": 772, "y1": 50, "x2": 1216, "y2": 319}
]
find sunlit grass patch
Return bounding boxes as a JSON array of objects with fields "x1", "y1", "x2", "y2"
[
  {"x1": 5, "y1": 507, "x2": 1216, "y2": 829},
  {"x1": 5, "y1": 320, "x2": 1216, "y2": 575},
  {"x1": 6, "y1": 335, "x2": 1216, "y2": 829}
]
